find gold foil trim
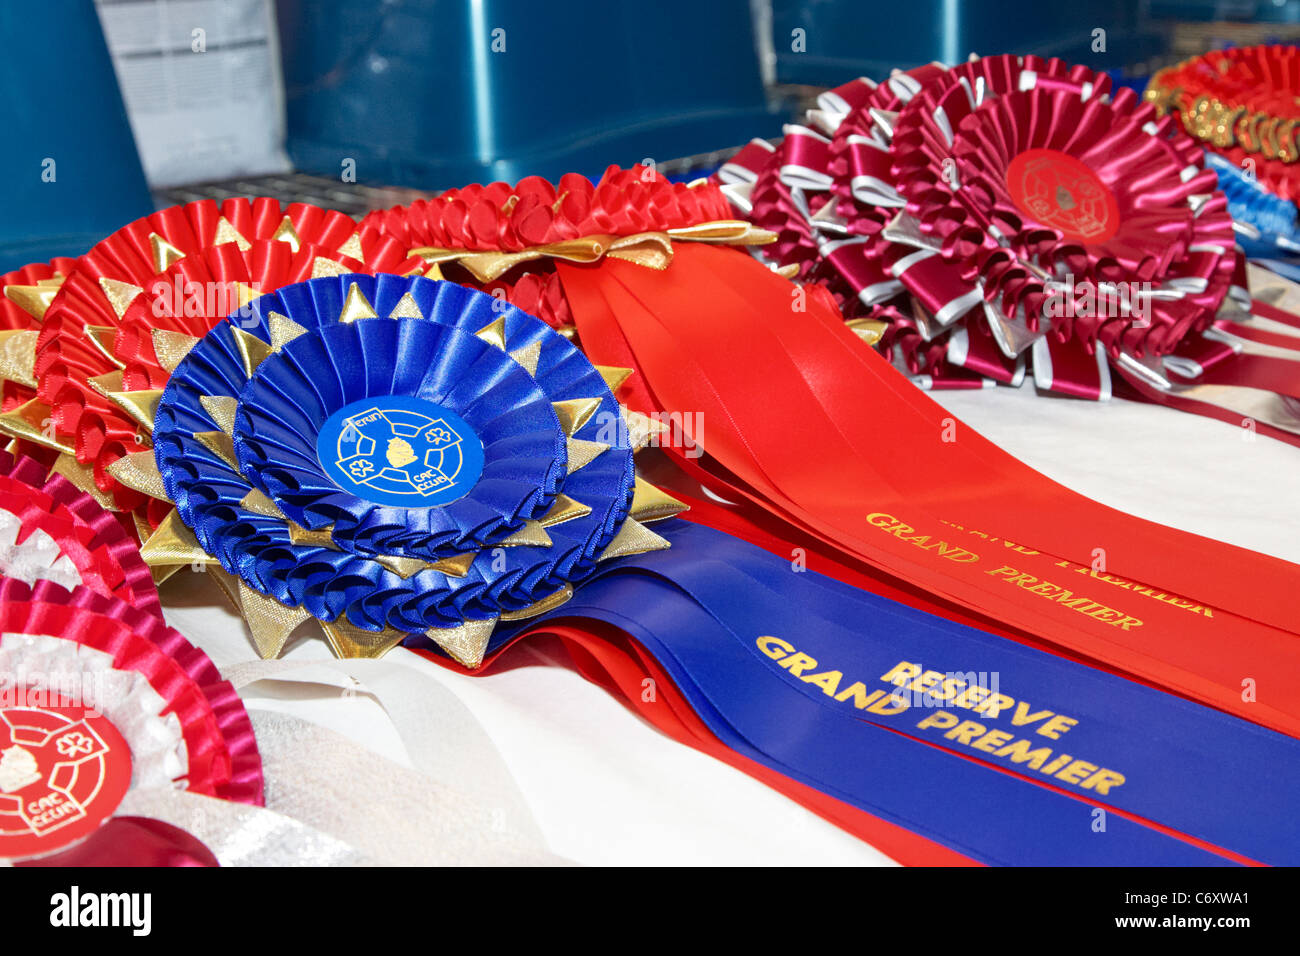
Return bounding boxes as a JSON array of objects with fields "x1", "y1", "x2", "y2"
[
  {"x1": 496, "y1": 520, "x2": 552, "y2": 548},
  {"x1": 106, "y1": 450, "x2": 169, "y2": 501},
  {"x1": 98, "y1": 277, "x2": 143, "y2": 319},
  {"x1": 623, "y1": 410, "x2": 669, "y2": 452},
  {"x1": 337, "y1": 232, "x2": 365, "y2": 261},
  {"x1": 374, "y1": 554, "x2": 432, "y2": 578},
  {"x1": 628, "y1": 477, "x2": 688, "y2": 523},
  {"x1": 3, "y1": 284, "x2": 58, "y2": 321},
  {"x1": 431, "y1": 552, "x2": 476, "y2": 578},
  {"x1": 151, "y1": 329, "x2": 200, "y2": 374},
  {"x1": 199, "y1": 395, "x2": 238, "y2": 435},
  {"x1": 566, "y1": 437, "x2": 608, "y2": 473},
  {"x1": 288, "y1": 523, "x2": 337, "y2": 548},
  {"x1": 320, "y1": 619, "x2": 408, "y2": 660},
  {"x1": 311, "y1": 256, "x2": 348, "y2": 279},
  {"x1": 106, "y1": 388, "x2": 163, "y2": 433},
  {"x1": 238, "y1": 488, "x2": 285, "y2": 519},
  {"x1": 140, "y1": 510, "x2": 215, "y2": 567},
  {"x1": 271, "y1": 216, "x2": 301, "y2": 251},
  {"x1": 83, "y1": 326, "x2": 125, "y2": 370},
  {"x1": 0, "y1": 329, "x2": 37, "y2": 387},
  {"x1": 538, "y1": 493, "x2": 591, "y2": 527},
  {"x1": 0, "y1": 399, "x2": 71, "y2": 455},
  {"x1": 86, "y1": 370, "x2": 125, "y2": 398},
  {"x1": 598, "y1": 518, "x2": 671, "y2": 561},
  {"x1": 213, "y1": 216, "x2": 251, "y2": 251},
  {"x1": 499, "y1": 585, "x2": 573, "y2": 621},
  {"x1": 474, "y1": 317, "x2": 508, "y2": 350},
  {"x1": 552, "y1": 397, "x2": 601, "y2": 436},
  {"x1": 338, "y1": 282, "x2": 378, "y2": 322},
  {"x1": 846, "y1": 318, "x2": 888, "y2": 346},
  {"x1": 238, "y1": 577, "x2": 312, "y2": 659},
  {"x1": 229, "y1": 327, "x2": 273, "y2": 377},
  {"x1": 425, "y1": 617, "x2": 498, "y2": 668},
  {"x1": 268, "y1": 311, "x2": 309, "y2": 351},
  {"x1": 149, "y1": 232, "x2": 186, "y2": 273},
  {"x1": 194, "y1": 430, "x2": 239, "y2": 471},
  {"x1": 595, "y1": 365, "x2": 633, "y2": 394},
  {"x1": 507, "y1": 340, "x2": 541, "y2": 376},
  {"x1": 389, "y1": 292, "x2": 424, "y2": 319}
]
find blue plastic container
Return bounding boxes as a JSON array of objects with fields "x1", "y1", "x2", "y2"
[
  {"x1": 0, "y1": 0, "x2": 152, "y2": 272},
  {"x1": 276, "y1": 0, "x2": 781, "y2": 189},
  {"x1": 770, "y1": 0, "x2": 1166, "y2": 86}
]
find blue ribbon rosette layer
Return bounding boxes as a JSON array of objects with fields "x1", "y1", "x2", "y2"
[{"x1": 150, "y1": 274, "x2": 674, "y2": 663}]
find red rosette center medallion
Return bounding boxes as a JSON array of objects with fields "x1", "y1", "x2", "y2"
[
  {"x1": 0, "y1": 698, "x2": 132, "y2": 860},
  {"x1": 1005, "y1": 148, "x2": 1120, "y2": 244}
]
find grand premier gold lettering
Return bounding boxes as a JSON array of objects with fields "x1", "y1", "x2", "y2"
[
  {"x1": 942, "y1": 518, "x2": 1214, "y2": 618},
  {"x1": 985, "y1": 565, "x2": 1143, "y2": 631},
  {"x1": 865, "y1": 512, "x2": 979, "y2": 563}
]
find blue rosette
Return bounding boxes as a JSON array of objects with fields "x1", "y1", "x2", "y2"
[
  {"x1": 1206, "y1": 152, "x2": 1300, "y2": 259},
  {"x1": 146, "y1": 274, "x2": 683, "y2": 664}
]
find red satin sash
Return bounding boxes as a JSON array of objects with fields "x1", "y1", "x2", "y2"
[{"x1": 557, "y1": 245, "x2": 1300, "y2": 737}]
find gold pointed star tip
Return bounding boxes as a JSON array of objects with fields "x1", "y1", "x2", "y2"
[
  {"x1": 629, "y1": 477, "x2": 688, "y2": 523},
  {"x1": 552, "y1": 397, "x2": 602, "y2": 437},
  {"x1": 151, "y1": 328, "x2": 200, "y2": 374},
  {"x1": 496, "y1": 520, "x2": 552, "y2": 548},
  {"x1": 3, "y1": 284, "x2": 57, "y2": 321},
  {"x1": 198, "y1": 394, "x2": 238, "y2": 435},
  {"x1": 0, "y1": 399, "x2": 72, "y2": 455},
  {"x1": 228, "y1": 577, "x2": 312, "y2": 659},
  {"x1": 149, "y1": 232, "x2": 186, "y2": 273},
  {"x1": 338, "y1": 282, "x2": 378, "y2": 323},
  {"x1": 106, "y1": 450, "x2": 169, "y2": 501},
  {"x1": 425, "y1": 617, "x2": 499, "y2": 669},
  {"x1": 98, "y1": 276, "x2": 144, "y2": 319},
  {"x1": 229, "y1": 326, "x2": 273, "y2": 377},
  {"x1": 598, "y1": 518, "x2": 671, "y2": 562},
  {"x1": 474, "y1": 316, "x2": 509, "y2": 350},
  {"x1": 596, "y1": 366, "x2": 634, "y2": 394},
  {"x1": 106, "y1": 388, "x2": 163, "y2": 433},
  {"x1": 139, "y1": 511, "x2": 215, "y2": 568},
  {"x1": 0, "y1": 329, "x2": 38, "y2": 388},
  {"x1": 320, "y1": 619, "x2": 408, "y2": 659}
]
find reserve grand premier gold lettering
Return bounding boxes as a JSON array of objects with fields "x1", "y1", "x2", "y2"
[{"x1": 755, "y1": 636, "x2": 1127, "y2": 795}]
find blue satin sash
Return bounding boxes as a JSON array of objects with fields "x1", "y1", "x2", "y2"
[{"x1": 472, "y1": 520, "x2": 1300, "y2": 866}]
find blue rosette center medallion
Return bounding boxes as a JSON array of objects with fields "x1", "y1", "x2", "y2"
[
  {"x1": 150, "y1": 274, "x2": 683, "y2": 665},
  {"x1": 317, "y1": 396, "x2": 484, "y2": 507}
]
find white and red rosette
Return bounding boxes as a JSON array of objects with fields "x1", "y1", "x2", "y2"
[
  {"x1": 0, "y1": 448, "x2": 160, "y2": 616},
  {"x1": 0, "y1": 578, "x2": 262, "y2": 865}
]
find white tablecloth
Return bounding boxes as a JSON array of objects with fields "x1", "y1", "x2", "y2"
[{"x1": 162, "y1": 379, "x2": 1300, "y2": 865}]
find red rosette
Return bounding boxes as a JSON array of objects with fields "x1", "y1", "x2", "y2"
[
  {"x1": 1148, "y1": 45, "x2": 1300, "y2": 200},
  {"x1": 0, "y1": 577, "x2": 262, "y2": 863},
  {"x1": 362, "y1": 165, "x2": 736, "y2": 252},
  {"x1": 113, "y1": 237, "x2": 423, "y2": 391},
  {"x1": 0, "y1": 448, "x2": 160, "y2": 616},
  {"x1": 887, "y1": 81, "x2": 1236, "y2": 368},
  {"x1": 23, "y1": 200, "x2": 415, "y2": 516},
  {"x1": 363, "y1": 166, "x2": 766, "y2": 334},
  {"x1": 0, "y1": 259, "x2": 77, "y2": 417}
]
